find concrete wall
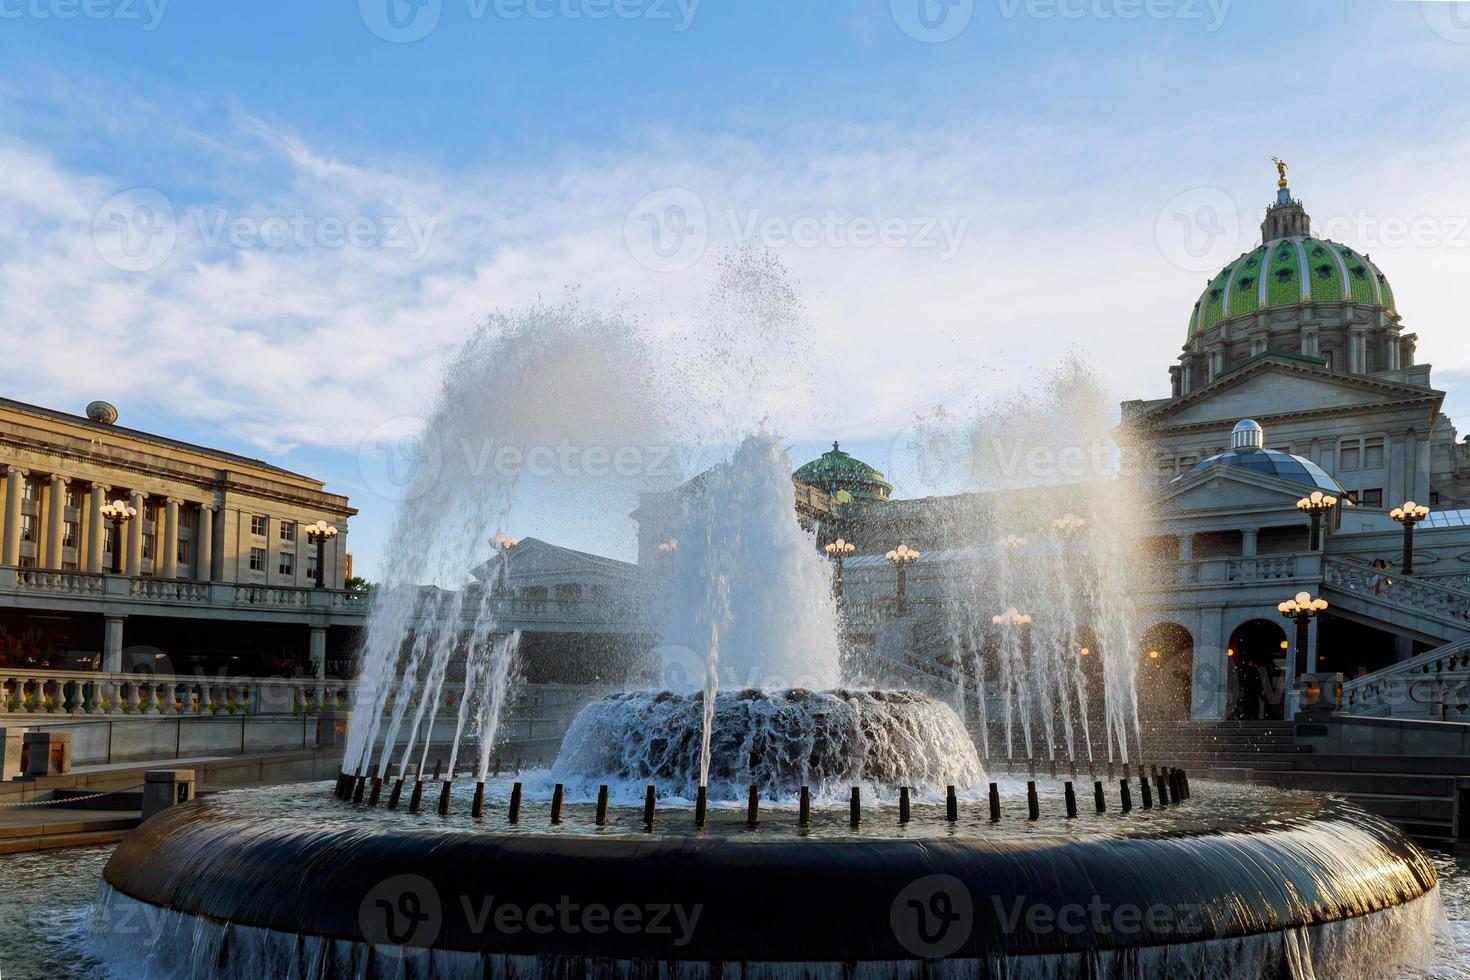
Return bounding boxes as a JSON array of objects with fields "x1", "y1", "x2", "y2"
[{"x1": 0, "y1": 713, "x2": 327, "y2": 765}]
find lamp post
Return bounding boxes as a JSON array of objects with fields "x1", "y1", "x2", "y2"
[
  {"x1": 824, "y1": 537, "x2": 855, "y2": 600},
  {"x1": 1278, "y1": 590, "x2": 1328, "y2": 678},
  {"x1": 492, "y1": 530, "x2": 520, "y2": 594},
  {"x1": 1295, "y1": 490, "x2": 1338, "y2": 552},
  {"x1": 884, "y1": 544, "x2": 921, "y2": 616},
  {"x1": 1389, "y1": 501, "x2": 1430, "y2": 575},
  {"x1": 304, "y1": 520, "x2": 339, "y2": 588},
  {"x1": 99, "y1": 499, "x2": 137, "y2": 574}
]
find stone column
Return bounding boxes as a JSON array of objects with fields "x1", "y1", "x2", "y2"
[
  {"x1": 126, "y1": 492, "x2": 145, "y2": 576},
  {"x1": 2, "y1": 466, "x2": 26, "y2": 566},
  {"x1": 45, "y1": 475, "x2": 65, "y2": 569},
  {"x1": 1193, "y1": 606, "x2": 1226, "y2": 721},
  {"x1": 103, "y1": 615, "x2": 126, "y2": 673},
  {"x1": 162, "y1": 497, "x2": 180, "y2": 579},
  {"x1": 1241, "y1": 528, "x2": 1258, "y2": 558},
  {"x1": 198, "y1": 505, "x2": 215, "y2": 581},
  {"x1": 86, "y1": 483, "x2": 108, "y2": 573},
  {"x1": 310, "y1": 626, "x2": 327, "y2": 682},
  {"x1": 1306, "y1": 616, "x2": 1320, "y2": 675},
  {"x1": 1177, "y1": 533, "x2": 1193, "y2": 562}
]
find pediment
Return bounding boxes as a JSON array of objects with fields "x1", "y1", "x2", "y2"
[
  {"x1": 1156, "y1": 462, "x2": 1325, "y2": 515},
  {"x1": 1144, "y1": 359, "x2": 1440, "y2": 433}
]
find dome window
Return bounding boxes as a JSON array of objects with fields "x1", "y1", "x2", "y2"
[
  {"x1": 1315, "y1": 264, "x2": 1333, "y2": 279},
  {"x1": 1246, "y1": 257, "x2": 1259, "y2": 268},
  {"x1": 1275, "y1": 268, "x2": 1294, "y2": 283},
  {"x1": 1311, "y1": 246, "x2": 1326, "y2": 257},
  {"x1": 1352, "y1": 265, "x2": 1367, "y2": 280},
  {"x1": 1209, "y1": 288, "x2": 1223, "y2": 301},
  {"x1": 1237, "y1": 276, "x2": 1255, "y2": 288}
]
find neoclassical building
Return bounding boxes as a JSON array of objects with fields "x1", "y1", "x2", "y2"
[
  {"x1": 744, "y1": 167, "x2": 1470, "y2": 723},
  {"x1": 0, "y1": 398, "x2": 365, "y2": 677}
]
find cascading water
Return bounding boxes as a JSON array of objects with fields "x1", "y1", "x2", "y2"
[{"x1": 884, "y1": 358, "x2": 1152, "y2": 772}]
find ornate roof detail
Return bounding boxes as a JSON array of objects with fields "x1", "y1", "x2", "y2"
[{"x1": 793, "y1": 442, "x2": 893, "y2": 503}]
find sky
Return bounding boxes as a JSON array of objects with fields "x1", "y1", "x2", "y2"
[{"x1": 2, "y1": 0, "x2": 1469, "y2": 579}]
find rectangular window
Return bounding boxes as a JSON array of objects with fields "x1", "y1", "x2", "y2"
[
  {"x1": 1340, "y1": 443, "x2": 1361, "y2": 471},
  {"x1": 104, "y1": 525, "x2": 116, "y2": 553},
  {"x1": 1363, "y1": 437, "x2": 1385, "y2": 469},
  {"x1": 20, "y1": 515, "x2": 35, "y2": 542},
  {"x1": 22, "y1": 481, "x2": 35, "y2": 501},
  {"x1": 144, "y1": 502, "x2": 158, "y2": 522},
  {"x1": 279, "y1": 552, "x2": 295, "y2": 576},
  {"x1": 62, "y1": 561, "x2": 78, "y2": 571},
  {"x1": 1358, "y1": 488, "x2": 1383, "y2": 508},
  {"x1": 177, "y1": 540, "x2": 190, "y2": 564},
  {"x1": 63, "y1": 521, "x2": 77, "y2": 548},
  {"x1": 18, "y1": 555, "x2": 35, "y2": 568},
  {"x1": 65, "y1": 488, "x2": 79, "y2": 509},
  {"x1": 142, "y1": 534, "x2": 154, "y2": 560},
  {"x1": 280, "y1": 521, "x2": 295, "y2": 542},
  {"x1": 181, "y1": 508, "x2": 196, "y2": 529},
  {"x1": 306, "y1": 552, "x2": 319, "y2": 578},
  {"x1": 250, "y1": 547, "x2": 266, "y2": 572},
  {"x1": 250, "y1": 515, "x2": 266, "y2": 536}
]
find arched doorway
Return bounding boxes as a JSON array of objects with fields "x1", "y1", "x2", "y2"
[
  {"x1": 1138, "y1": 623, "x2": 1194, "y2": 720},
  {"x1": 1227, "y1": 619, "x2": 1290, "y2": 720}
]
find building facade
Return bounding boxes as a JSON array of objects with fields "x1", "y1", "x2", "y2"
[{"x1": 0, "y1": 398, "x2": 365, "y2": 677}]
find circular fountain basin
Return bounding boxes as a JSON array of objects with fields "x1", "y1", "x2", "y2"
[
  {"x1": 551, "y1": 688, "x2": 985, "y2": 799},
  {"x1": 95, "y1": 781, "x2": 1440, "y2": 978}
]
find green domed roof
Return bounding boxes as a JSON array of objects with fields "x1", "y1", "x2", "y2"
[
  {"x1": 1188, "y1": 237, "x2": 1396, "y2": 339},
  {"x1": 794, "y1": 442, "x2": 892, "y2": 502}
]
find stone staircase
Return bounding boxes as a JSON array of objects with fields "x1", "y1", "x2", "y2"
[
  {"x1": 1322, "y1": 555, "x2": 1470, "y2": 646},
  {"x1": 1131, "y1": 719, "x2": 1463, "y2": 847}
]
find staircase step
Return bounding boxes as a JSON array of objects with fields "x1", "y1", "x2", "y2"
[{"x1": 1266, "y1": 771, "x2": 1456, "y2": 796}]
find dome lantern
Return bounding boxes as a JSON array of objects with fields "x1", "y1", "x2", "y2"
[{"x1": 793, "y1": 441, "x2": 893, "y2": 503}]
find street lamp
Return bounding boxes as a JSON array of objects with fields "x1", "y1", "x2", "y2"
[
  {"x1": 824, "y1": 537, "x2": 856, "y2": 600},
  {"x1": 1389, "y1": 501, "x2": 1430, "y2": 575},
  {"x1": 491, "y1": 531, "x2": 520, "y2": 594},
  {"x1": 1295, "y1": 490, "x2": 1338, "y2": 552},
  {"x1": 99, "y1": 499, "x2": 137, "y2": 574},
  {"x1": 884, "y1": 544, "x2": 921, "y2": 616},
  {"x1": 1278, "y1": 590, "x2": 1328, "y2": 678},
  {"x1": 304, "y1": 520, "x2": 339, "y2": 588}
]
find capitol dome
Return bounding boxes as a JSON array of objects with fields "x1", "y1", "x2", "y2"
[
  {"x1": 793, "y1": 442, "x2": 892, "y2": 502},
  {"x1": 1184, "y1": 419, "x2": 1347, "y2": 496},
  {"x1": 1186, "y1": 164, "x2": 1397, "y2": 340}
]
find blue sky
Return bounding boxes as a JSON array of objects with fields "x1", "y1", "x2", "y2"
[{"x1": 2, "y1": 1, "x2": 1469, "y2": 578}]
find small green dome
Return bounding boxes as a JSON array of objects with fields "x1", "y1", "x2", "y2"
[
  {"x1": 793, "y1": 442, "x2": 892, "y2": 502},
  {"x1": 1188, "y1": 237, "x2": 1396, "y2": 339}
]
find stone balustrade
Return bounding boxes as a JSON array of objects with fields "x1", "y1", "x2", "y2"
[
  {"x1": 0, "y1": 566, "x2": 369, "y2": 621},
  {"x1": 0, "y1": 668, "x2": 350, "y2": 718},
  {"x1": 1323, "y1": 556, "x2": 1470, "y2": 623}
]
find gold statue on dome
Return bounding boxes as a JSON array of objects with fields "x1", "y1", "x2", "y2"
[{"x1": 1272, "y1": 156, "x2": 1289, "y2": 188}]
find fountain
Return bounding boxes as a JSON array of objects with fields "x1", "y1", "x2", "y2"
[{"x1": 86, "y1": 263, "x2": 1444, "y2": 977}]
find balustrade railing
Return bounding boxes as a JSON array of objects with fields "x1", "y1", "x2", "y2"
[
  {"x1": 0, "y1": 566, "x2": 368, "y2": 617},
  {"x1": 0, "y1": 669, "x2": 350, "y2": 718},
  {"x1": 1341, "y1": 635, "x2": 1470, "y2": 719},
  {"x1": 1322, "y1": 556, "x2": 1470, "y2": 623}
]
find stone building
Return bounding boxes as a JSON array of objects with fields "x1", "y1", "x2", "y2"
[{"x1": 0, "y1": 397, "x2": 365, "y2": 676}]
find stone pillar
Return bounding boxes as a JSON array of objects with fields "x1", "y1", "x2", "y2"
[
  {"x1": 126, "y1": 492, "x2": 145, "y2": 576},
  {"x1": 310, "y1": 626, "x2": 327, "y2": 682},
  {"x1": 86, "y1": 483, "x2": 108, "y2": 573},
  {"x1": 103, "y1": 615, "x2": 126, "y2": 673},
  {"x1": 1178, "y1": 533, "x2": 1193, "y2": 562},
  {"x1": 23, "y1": 731, "x2": 71, "y2": 777},
  {"x1": 45, "y1": 475, "x2": 65, "y2": 569},
  {"x1": 1193, "y1": 606, "x2": 1226, "y2": 721},
  {"x1": 161, "y1": 497, "x2": 180, "y2": 579},
  {"x1": 3, "y1": 466, "x2": 26, "y2": 566},
  {"x1": 198, "y1": 505, "x2": 215, "y2": 581},
  {"x1": 1241, "y1": 528, "x2": 1258, "y2": 557},
  {"x1": 142, "y1": 769, "x2": 196, "y2": 820}
]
